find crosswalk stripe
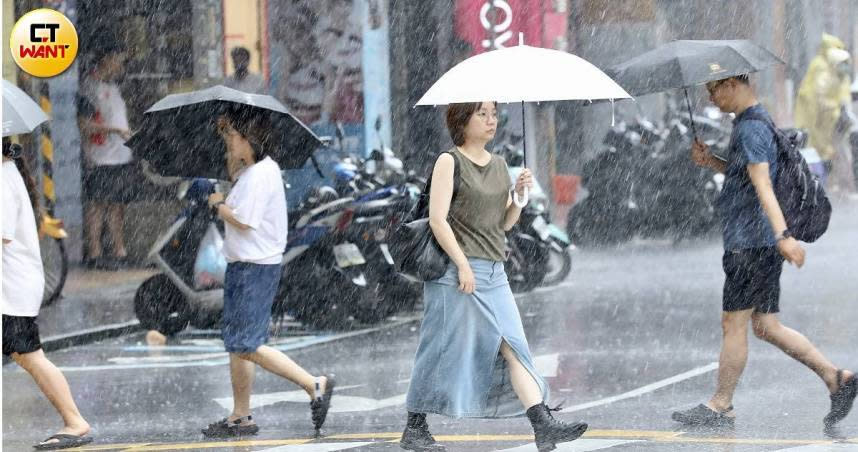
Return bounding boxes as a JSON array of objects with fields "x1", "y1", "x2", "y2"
[
  {"x1": 256, "y1": 442, "x2": 373, "y2": 451},
  {"x1": 495, "y1": 439, "x2": 641, "y2": 451}
]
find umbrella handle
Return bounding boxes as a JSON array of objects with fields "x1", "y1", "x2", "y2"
[
  {"x1": 683, "y1": 88, "x2": 699, "y2": 141},
  {"x1": 513, "y1": 187, "x2": 529, "y2": 207}
]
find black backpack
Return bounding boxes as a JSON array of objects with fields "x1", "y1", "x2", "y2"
[{"x1": 739, "y1": 111, "x2": 831, "y2": 243}]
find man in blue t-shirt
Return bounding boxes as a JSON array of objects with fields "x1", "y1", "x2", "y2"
[{"x1": 671, "y1": 75, "x2": 856, "y2": 429}]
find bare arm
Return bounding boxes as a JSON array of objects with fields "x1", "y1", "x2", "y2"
[
  {"x1": 428, "y1": 154, "x2": 469, "y2": 269},
  {"x1": 428, "y1": 154, "x2": 474, "y2": 293},
  {"x1": 3, "y1": 239, "x2": 10, "y2": 245},
  {"x1": 747, "y1": 162, "x2": 805, "y2": 267},
  {"x1": 503, "y1": 194, "x2": 521, "y2": 231}
]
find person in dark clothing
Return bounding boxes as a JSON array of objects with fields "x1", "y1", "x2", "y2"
[{"x1": 672, "y1": 75, "x2": 857, "y2": 429}]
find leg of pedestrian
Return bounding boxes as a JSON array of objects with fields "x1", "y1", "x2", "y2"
[
  {"x1": 500, "y1": 341, "x2": 542, "y2": 409},
  {"x1": 84, "y1": 202, "x2": 105, "y2": 263},
  {"x1": 710, "y1": 309, "x2": 754, "y2": 412},
  {"x1": 229, "y1": 354, "x2": 256, "y2": 418},
  {"x1": 240, "y1": 346, "x2": 316, "y2": 395},
  {"x1": 106, "y1": 203, "x2": 127, "y2": 259},
  {"x1": 751, "y1": 313, "x2": 857, "y2": 427},
  {"x1": 13, "y1": 350, "x2": 93, "y2": 449},
  {"x1": 499, "y1": 341, "x2": 587, "y2": 452},
  {"x1": 239, "y1": 345, "x2": 336, "y2": 432},
  {"x1": 672, "y1": 310, "x2": 752, "y2": 427}
]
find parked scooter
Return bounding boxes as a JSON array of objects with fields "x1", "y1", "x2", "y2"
[
  {"x1": 134, "y1": 179, "x2": 233, "y2": 335},
  {"x1": 277, "y1": 186, "x2": 376, "y2": 330}
]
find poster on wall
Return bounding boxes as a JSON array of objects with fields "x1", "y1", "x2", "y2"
[
  {"x1": 270, "y1": 0, "x2": 366, "y2": 156},
  {"x1": 268, "y1": 0, "x2": 391, "y2": 204}
]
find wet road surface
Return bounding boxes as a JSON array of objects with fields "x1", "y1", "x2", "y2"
[{"x1": 4, "y1": 201, "x2": 858, "y2": 451}]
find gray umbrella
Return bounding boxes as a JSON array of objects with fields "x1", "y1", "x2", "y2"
[
  {"x1": 2, "y1": 79, "x2": 49, "y2": 137},
  {"x1": 608, "y1": 39, "x2": 784, "y2": 137},
  {"x1": 127, "y1": 85, "x2": 323, "y2": 180}
]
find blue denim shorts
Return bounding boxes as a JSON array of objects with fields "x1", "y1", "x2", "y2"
[{"x1": 222, "y1": 262, "x2": 281, "y2": 353}]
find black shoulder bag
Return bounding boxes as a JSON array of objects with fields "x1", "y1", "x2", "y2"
[{"x1": 389, "y1": 151, "x2": 460, "y2": 281}]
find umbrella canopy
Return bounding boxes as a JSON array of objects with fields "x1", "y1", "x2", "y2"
[
  {"x1": 416, "y1": 44, "x2": 630, "y2": 105},
  {"x1": 127, "y1": 85, "x2": 322, "y2": 180},
  {"x1": 607, "y1": 39, "x2": 784, "y2": 97},
  {"x1": 416, "y1": 41, "x2": 630, "y2": 206},
  {"x1": 2, "y1": 79, "x2": 49, "y2": 137}
]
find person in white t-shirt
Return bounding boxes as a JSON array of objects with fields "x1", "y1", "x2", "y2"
[
  {"x1": 2, "y1": 139, "x2": 93, "y2": 450},
  {"x1": 201, "y1": 110, "x2": 336, "y2": 437},
  {"x1": 78, "y1": 46, "x2": 134, "y2": 269}
]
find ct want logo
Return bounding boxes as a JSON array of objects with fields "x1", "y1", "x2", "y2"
[{"x1": 10, "y1": 8, "x2": 79, "y2": 78}]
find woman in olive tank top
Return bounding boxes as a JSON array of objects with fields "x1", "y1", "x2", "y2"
[{"x1": 401, "y1": 102, "x2": 588, "y2": 452}]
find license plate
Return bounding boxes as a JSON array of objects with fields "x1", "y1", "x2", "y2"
[
  {"x1": 531, "y1": 215, "x2": 550, "y2": 240},
  {"x1": 333, "y1": 243, "x2": 366, "y2": 268}
]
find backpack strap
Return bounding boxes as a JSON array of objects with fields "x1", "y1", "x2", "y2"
[{"x1": 736, "y1": 109, "x2": 788, "y2": 153}]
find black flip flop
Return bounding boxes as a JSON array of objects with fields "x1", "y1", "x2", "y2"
[
  {"x1": 33, "y1": 433, "x2": 93, "y2": 450},
  {"x1": 311, "y1": 374, "x2": 337, "y2": 432},
  {"x1": 824, "y1": 369, "x2": 858, "y2": 428}
]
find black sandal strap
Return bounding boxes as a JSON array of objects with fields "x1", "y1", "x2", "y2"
[{"x1": 231, "y1": 415, "x2": 253, "y2": 424}]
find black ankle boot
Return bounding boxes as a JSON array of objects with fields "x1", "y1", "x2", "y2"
[
  {"x1": 526, "y1": 403, "x2": 588, "y2": 452},
  {"x1": 400, "y1": 412, "x2": 446, "y2": 451}
]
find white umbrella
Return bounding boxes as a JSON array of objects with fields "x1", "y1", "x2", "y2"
[
  {"x1": 416, "y1": 36, "x2": 631, "y2": 205},
  {"x1": 2, "y1": 79, "x2": 49, "y2": 137}
]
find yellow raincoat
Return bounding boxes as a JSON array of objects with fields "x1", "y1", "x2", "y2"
[{"x1": 794, "y1": 34, "x2": 852, "y2": 161}]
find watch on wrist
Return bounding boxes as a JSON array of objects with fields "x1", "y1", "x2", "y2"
[
  {"x1": 212, "y1": 201, "x2": 225, "y2": 212},
  {"x1": 775, "y1": 229, "x2": 792, "y2": 241}
]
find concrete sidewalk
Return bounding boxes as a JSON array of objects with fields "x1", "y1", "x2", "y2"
[{"x1": 37, "y1": 266, "x2": 157, "y2": 348}]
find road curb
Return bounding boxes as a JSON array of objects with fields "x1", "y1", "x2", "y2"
[{"x1": 41, "y1": 320, "x2": 142, "y2": 352}]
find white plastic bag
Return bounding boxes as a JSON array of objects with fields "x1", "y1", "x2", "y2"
[{"x1": 193, "y1": 223, "x2": 227, "y2": 290}]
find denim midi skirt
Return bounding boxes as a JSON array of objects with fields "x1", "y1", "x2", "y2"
[{"x1": 406, "y1": 258, "x2": 549, "y2": 418}]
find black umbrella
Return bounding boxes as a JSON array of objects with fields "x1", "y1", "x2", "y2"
[
  {"x1": 607, "y1": 40, "x2": 784, "y2": 137},
  {"x1": 127, "y1": 85, "x2": 322, "y2": 180}
]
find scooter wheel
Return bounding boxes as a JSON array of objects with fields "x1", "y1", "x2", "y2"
[{"x1": 134, "y1": 274, "x2": 191, "y2": 336}]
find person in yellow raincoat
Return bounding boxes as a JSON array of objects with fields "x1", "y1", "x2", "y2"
[{"x1": 794, "y1": 33, "x2": 853, "y2": 189}]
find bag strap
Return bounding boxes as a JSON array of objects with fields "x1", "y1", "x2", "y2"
[
  {"x1": 737, "y1": 110, "x2": 788, "y2": 151},
  {"x1": 415, "y1": 150, "x2": 460, "y2": 217}
]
